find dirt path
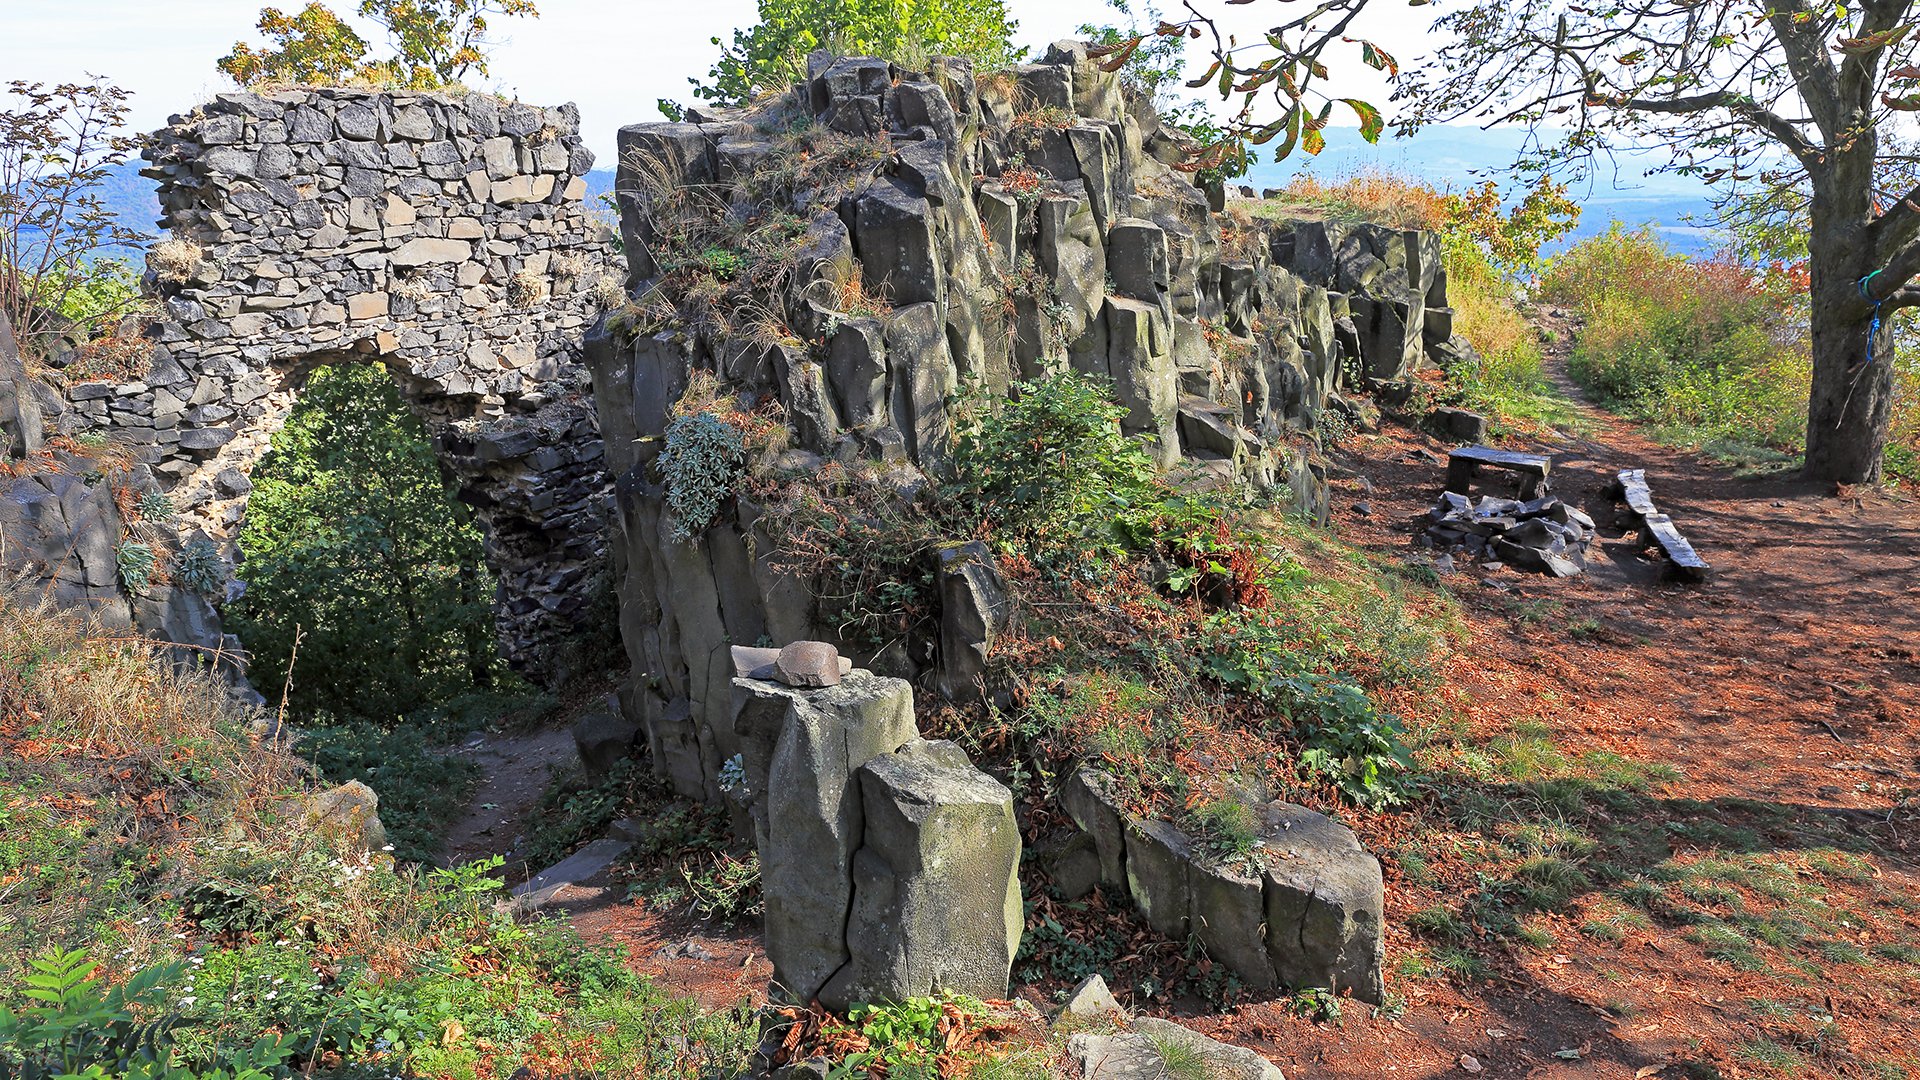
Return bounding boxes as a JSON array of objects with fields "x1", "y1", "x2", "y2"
[
  {"x1": 1202, "y1": 327, "x2": 1920, "y2": 1078},
  {"x1": 1415, "y1": 315, "x2": 1920, "y2": 811},
  {"x1": 436, "y1": 726, "x2": 578, "y2": 872}
]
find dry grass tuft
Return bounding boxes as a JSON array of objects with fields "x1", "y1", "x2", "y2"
[
  {"x1": 507, "y1": 267, "x2": 550, "y2": 308},
  {"x1": 1237, "y1": 169, "x2": 1450, "y2": 230},
  {"x1": 148, "y1": 237, "x2": 204, "y2": 285}
]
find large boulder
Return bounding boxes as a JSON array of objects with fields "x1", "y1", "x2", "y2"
[
  {"x1": 304, "y1": 780, "x2": 389, "y2": 854},
  {"x1": 820, "y1": 739, "x2": 1022, "y2": 1009},
  {"x1": 933, "y1": 541, "x2": 1009, "y2": 701},
  {"x1": 1260, "y1": 802, "x2": 1386, "y2": 1004},
  {"x1": 731, "y1": 671, "x2": 920, "y2": 1004}
]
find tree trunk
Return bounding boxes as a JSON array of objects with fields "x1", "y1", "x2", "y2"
[
  {"x1": 1804, "y1": 281, "x2": 1897, "y2": 484},
  {"x1": 460, "y1": 557, "x2": 494, "y2": 689},
  {"x1": 1803, "y1": 153, "x2": 1897, "y2": 485}
]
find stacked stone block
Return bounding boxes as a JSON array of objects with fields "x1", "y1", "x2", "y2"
[{"x1": 55, "y1": 89, "x2": 620, "y2": 676}]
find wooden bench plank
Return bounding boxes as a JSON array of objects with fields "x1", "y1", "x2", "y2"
[
  {"x1": 1449, "y1": 445, "x2": 1551, "y2": 474},
  {"x1": 1639, "y1": 513, "x2": 1713, "y2": 582},
  {"x1": 1607, "y1": 468, "x2": 1712, "y2": 582},
  {"x1": 1610, "y1": 468, "x2": 1658, "y2": 516}
]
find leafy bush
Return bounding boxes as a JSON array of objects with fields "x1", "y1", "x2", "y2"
[
  {"x1": 1443, "y1": 175, "x2": 1581, "y2": 279},
  {"x1": 0, "y1": 950, "x2": 295, "y2": 1080},
  {"x1": 660, "y1": 411, "x2": 748, "y2": 542},
  {"x1": 226, "y1": 362, "x2": 504, "y2": 725},
  {"x1": 136, "y1": 491, "x2": 175, "y2": 523},
  {"x1": 1541, "y1": 225, "x2": 1811, "y2": 461},
  {"x1": 690, "y1": 0, "x2": 1021, "y2": 107},
  {"x1": 948, "y1": 372, "x2": 1159, "y2": 555},
  {"x1": 1200, "y1": 611, "x2": 1414, "y2": 808}
]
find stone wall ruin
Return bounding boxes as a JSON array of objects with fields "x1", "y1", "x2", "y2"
[{"x1": 42, "y1": 88, "x2": 622, "y2": 676}]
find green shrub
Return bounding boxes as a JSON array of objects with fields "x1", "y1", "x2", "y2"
[
  {"x1": 690, "y1": 0, "x2": 1022, "y2": 107},
  {"x1": 168, "y1": 540, "x2": 226, "y2": 598},
  {"x1": 1541, "y1": 224, "x2": 1811, "y2": 464},
  {"x1": 1199, "y1": 612, "x2": 1414, "y2": 808},
  {"x1": 948, "y1": 371, "x2": 1159, "y2": 555},
  {"x1": 660, "y1": 412, "x2": 748, "y2": 542},
  {"x1": 226, "y1": 362, "x2": 504, "y2": 725},
  {"x1": 136, "y1": 491, "x2": 175, "y2": 523},
  {"x1": 114, "y1": 542, "x2": 155, "y2": 594},
  {"x1": 0, "y1": 949, "x2": 296, "y2": 1080}
]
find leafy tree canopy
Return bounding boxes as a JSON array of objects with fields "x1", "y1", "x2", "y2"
[
  {"x1": 228, "y1": 363, "x2": 504, "y2": 725},
  {"x1": 218, "y1": 0, "x2": 538, "y2": 90},
  {"x1": 686, "y1": 0, "x2": 1023, "y2": 109}
]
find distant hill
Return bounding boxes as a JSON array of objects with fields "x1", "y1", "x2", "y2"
[
  {"x1": 89, "y1": 126, "x2": 1721, "y2": 262},
  {"x1": 1240, "y1": 124, "x2": 1724, "y2": 256}
]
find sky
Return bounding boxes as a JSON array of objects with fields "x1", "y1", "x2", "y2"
[{"x1": 0, "y1": 0, "x2": 1422, "y2": 163}]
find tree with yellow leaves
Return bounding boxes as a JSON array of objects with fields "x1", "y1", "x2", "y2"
[{"x1": 217, "y1": 0, "x2": 538, "y2": 90}]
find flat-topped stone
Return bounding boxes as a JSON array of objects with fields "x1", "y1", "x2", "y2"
[
  {"x1": 730, "y1": 642, "x2": 854, "y2": 685},
  {"x1": 1446, "y1": 444, "x2": 1552, "y2": 499}
]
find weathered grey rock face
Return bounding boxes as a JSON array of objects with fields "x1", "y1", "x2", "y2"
[
  {"x1": 1064, "y1": 768, "x2": 1385, "y2": 1004},
  {"x1": 934, "y1": 541, "x2": 1009, "y2": 701},
  {"x1": 51, "y1": 89, "x2": 623, "y2": 679},
  {"x1": 1068, "y1": 1017, "x2": 1285, "y2": 1080},
  {"x1": 1260, "y1": 802, "x2": 1386, "y2": 1005},
  {"x1": 821, "y1": 738, "x2": 1022, "y2": 1010},
  {"x1": 732, "y1": 671, "x2": 920, "y2": 1002},
  {"x1": 733, "y1": 675, "x2": 1020, "y2": 1008},
  {"x1": 0, "y1": 312, "x2": 45, "y2": 459}
]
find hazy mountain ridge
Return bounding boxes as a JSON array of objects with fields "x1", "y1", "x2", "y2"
[{"x1": 81, "y1": 127, "x2": 1718, "y2": 262}]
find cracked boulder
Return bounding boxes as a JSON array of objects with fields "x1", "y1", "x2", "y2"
[
  {"x1": 820, "y1": 738, "x2": 1022, "y2": 1010},
  {"x1": 1060, "y1": 769, "x2": 1385, "y2": 1003}
]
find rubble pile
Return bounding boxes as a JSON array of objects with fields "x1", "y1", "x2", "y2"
[{"x1": 1421, "y1": 491, "x2": 1597, "y2": 577}]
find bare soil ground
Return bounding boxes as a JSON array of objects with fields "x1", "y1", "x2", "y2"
[
  {"x1": 548, "y1": 344, "x2": 1919, "y2": 1079},
  {"x1": 436, "y1": 725, "x2": 578, "y2": 873},
  {"x1": 1175, "y1": 345, "x2": 1920, "y2": 1078}
]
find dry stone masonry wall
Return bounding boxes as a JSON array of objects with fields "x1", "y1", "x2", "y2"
[
  {"x1": 59, "y1": 89, "x2": 619, "y2": 675},
  {"x1": 589, "y1": 43, "x2": 1461, "y2": 803}
]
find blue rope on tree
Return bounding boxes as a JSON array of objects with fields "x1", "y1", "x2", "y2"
[{"x1": 1859, "y1": 269, "x2": 1885, "y2": 368}]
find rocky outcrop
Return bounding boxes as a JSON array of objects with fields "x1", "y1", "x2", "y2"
[
  {"x1": 590, "y1": 44, "x2": 1459, "y2": 797},
  {"x1": 32, "y1": 89, "x2": 620, "y2": 679},
  {"x1": 731, "y1": 650, "x2": 1021, "y2": 1009},
  {"x1": 1062, "y1": 769, "x2": 1385, "y2": 1003},
  {"x1": 1057, "y1": 975, "x2": 1285, "y2": 1080},
  {"x1": 0, "y1": 312, "x2": 45, "y2": 459}
]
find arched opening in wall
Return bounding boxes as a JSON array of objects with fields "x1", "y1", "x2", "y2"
[
  {"x1": 224, "y1": 361, "x2": 541, "y2": 859},
  {"x1": 228, "y1": 360, "x2": 504, "y2": 720}
]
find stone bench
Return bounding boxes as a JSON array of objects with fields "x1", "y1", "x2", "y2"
[{"x1": 1445, "y1": 444, "x2": 1551, "y2": 500}]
